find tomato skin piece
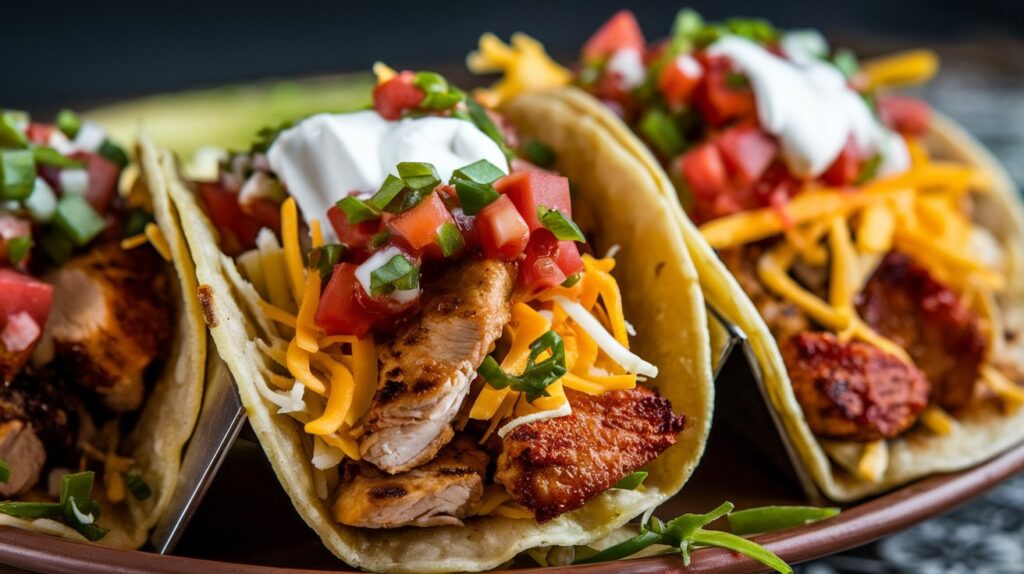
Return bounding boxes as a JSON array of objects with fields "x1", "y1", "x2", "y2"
[
  {"x1": 476, "y1": 195, "x2": 530, "y2": 260},
  {"x1": 197, "y1": 182, "x2": 262, "y2": 256},
  {"x1": 373, "y1": 72, "x2": 425, "y2": 121},
  {"x1": 680, "y1": 143, "x2": 729, "y2": 201},
  {"x1": 582, "y1": 10, "x2": 645, "y2": 62},
  {"x1": 315, "y1": 263, "x2": 378, "y2": 338},
  {"x1": 69, "y1": 152, "x2": 120, "y2": 214},
  {"x1": 877, "y1": 96, "x2": 931, "y2": 137},
  {"x1": 495, "y1": 171, "x2": 572, "y2": 232},
  {"x1": 26, "y1": 123, "x2": 53, "y2": 145},
  {"x1": 658, "y1": 55, "x2": 703, "y2": 107},
  {"x1": 821, "y1": 139, "x2": 864, "y2": 186},
  {"x1": 520, "y1": 230, "x2": 568, "y2": 292},
  {"x1": 0, "y1": 269, "x2": 53, "y2": 334},
  {"x1": 327, "y1": 204, "x2": 381, "y2": 253},
  {"x1": 0, "y1": 215, "x2": 31, "y2": 267},
  {"x1": 715, "y1": 125, "x2": 778, "y2": 185},
  {"x1": 387, "y1": 193, "x2": 455, "y2": 253}
]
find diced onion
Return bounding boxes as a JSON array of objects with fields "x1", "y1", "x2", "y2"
[
  {"x1": 553, "y1": 296, "x2": 658, "y2": 378},
  {"x1": 1, "y1": 312, "x2": 40, "y2": 353},
  {"x1": 497, "y1": 400, "x2": 571, "y2": 439},
  {"x1": 355, "y1": 246, "x2": 418, "y2": 304},
  {"x1": 311, "y1": 436, "x2": 345, "y2": 470},
  {"x1": 68, "y1": 498, "x2": 95, "y2": 525},
  {"x1": 59, "y1": 169, "x2": 89, "y2": 196},
  {"x1": 73, "y1": 122, "x2": 107, "y2": 153},
  {"x1": 25, "y1": 178, "x2": 57, "y2": 223}
]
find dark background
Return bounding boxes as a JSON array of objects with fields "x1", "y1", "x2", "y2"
[{"x1": 5, "y1": 0, "x2": 1023, "y2": 113}]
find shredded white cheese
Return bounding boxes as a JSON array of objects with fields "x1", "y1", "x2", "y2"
[
  {"x1": 497, "y1": 400, "x2": 572, "y2": 439},
  {"x1": 553, "y1": 296, "x2": 658, "y2": 378}
]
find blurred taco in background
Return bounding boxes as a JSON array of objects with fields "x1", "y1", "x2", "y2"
[
  {"x1": 0, "y1": 111, "x2": 206, "y2": 545},
  {"x1": 471, "y1": 9, "x2": 1024, "y2": 501},
  {"x1": 156, "y1": 65, "x2": 714, "y2": 572}
]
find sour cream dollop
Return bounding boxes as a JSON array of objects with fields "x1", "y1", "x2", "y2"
[
  {"x1": 708, "y1": 35, "x2": 909, "y2": 179},
  {"x1": 267, "y1": 111, "x2": 508, "y2": 241}
]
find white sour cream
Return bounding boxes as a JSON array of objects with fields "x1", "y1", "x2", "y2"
[
  {"x1": 267, "y1": 111, "x2": 507, "y2": 241},
  {"x1": 607, "y1": 48, "x2": 647, "y2": 89},
  {"x1": 708, "y1": 36, "x2": 909, "y2": 179}
]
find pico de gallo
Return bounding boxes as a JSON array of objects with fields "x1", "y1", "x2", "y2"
[{"x1": 0, "y1": 109, "x2": 166, "y2": 539}]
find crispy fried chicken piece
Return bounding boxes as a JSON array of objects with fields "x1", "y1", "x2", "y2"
[
  {"x1": 719, "y1": 247, "x2": 811, "y2": 341},
  {"x1": 359, "y1": 258, "x2": 514, "y2": 474},
  {"x1": 496, "y1": 387, "x2": 685, "y2": 522},
  {"x1": 0, "y1": 374, "x2": 77, "y2": 496},
  {"x1": 35, "y1": 243, "x2": 171, "y2": 412},
  {"x1": 783, "y1": 332, "x2": 930, "y2": 441},
  {"x1": 334, "y1": 435, "x2": 489, "y2": 528},
  {"x1": 856, "y1": 252, "x2": 986, "y2": 411}
]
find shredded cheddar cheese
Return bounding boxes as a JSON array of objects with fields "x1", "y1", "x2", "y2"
[
  {"x1": 144, "y1": 223, "x2": 172, "y2": 261},
  {"x1": 857, "y1": 439, "x2": 889, "y2": 483},
  {"x1": 920, "y1": 405, "x2": 955, "y2": 435},
  {"x1": 119, "y1": 233, "x2": 148, "y2": 250},
  {"x1": 859, "y1": 49, "x2": 939, "y2": 90},
  {"x1": 467, "y1": 33, "x2": 572, "y2": 106}
]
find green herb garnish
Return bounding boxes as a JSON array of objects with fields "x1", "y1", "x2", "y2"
[
  {"x1": 537, "y1": 207, "x2": 585, "y2": 242},
  {"x1": 124, "y1": 471, "x2": 153, "y2": 501},
  {"x1": 413, "y1": 72, "x2": 466, "y2": 111},
  {"x1": 336, "y1": 196, "x2": 380, "y2": 224},
  {"x1": 638, "y1": 108, "x2": 686, "y2": 158},
  {"x1": 462, "y1": 98, "x2": 514, "y2": 165},
  {"x1": 0, "y1": 471, "x2": 108, "y2": 541},
  {"x1": 369, "y1": 230, "x2": 391, "y2": 249},
  {"x1": 98, "y1": 140, "x2": 130, "y2": 169},
  {"x1": 854, "y1": 153, "x2": 883, "y2": 185},
  {"x1": 122, "y1": 209, "x2": 153, "y2": 238},
  {"x1": 369, "y1": 254, "x2": 419, "y2": 296},
  {"x1": 40, "y1": 226, "x2": 74, "y2": 264},
  {"x1": 613, "y1": 471, "x2": 648, "y2": 490},
  {"x1": 54, "y1": 195, "x2": 105, "y2": 246},
  {"x1": 727, "y1": 505, "x2": 840, "y2": 536},
  {"x1": 7, "y1": 236, "x2": 31, "y2": 264},
  {"x1": 397, "y1": 162, "x2": 441, "y2": 191},
  {"x1": 561, "y1": 273, "x2": 582, "y2": 288},
  {"x1": 523, "y1": 140, "x2": 556, "y2": 168},
  {"x1": 0, "y1": 459, "x2": 9, "y2": 483},
  {"x1": 453, "y1": 159, "x2": 504, "y2": 184},
  {"x1": 453, "y1": 178, "x2": 499, "y2": 216},
  {"x1": 436, "y1": 222, "x2": 465, "y2": 257},
  {"x1": 309, "y1": 244, "x2": 346, "y2": 281},
  {"x1": 32, "y1": 146, "x2": 84, "y2": 169},
  {"x1": 56, "y1": 109, "x2": 81, "y2": 139},
  {"x1": 0, "y1": 112, "x2": 29, "y2": 149},
  {"x1": 0, "y1": 149, "x2": 36, "y2": 200},
  {"x1": 478, "y1": 330, "x2": 567, "y2": 402},
  {"x1": 370, "y1": 174, "x2": 408, "y2": 211},
  {"x1": 832, "y1": 48, "x2": 859, "y2": 79}
]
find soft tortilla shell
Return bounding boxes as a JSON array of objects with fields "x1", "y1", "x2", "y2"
[{"x1": 160, "y1": 90, "x2": 714, "y2": 572}]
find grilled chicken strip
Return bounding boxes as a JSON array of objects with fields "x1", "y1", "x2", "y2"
[
  {"x1": 856, "y1": 252, "x2": 986, "y2": 411},
  {"x1": 496, "y1": 387, "x2": 685, "y2": 522},
  {"x1": 359, "y1": 258, "x2": 514, "y2": 474},
  {"x1": 35, "y1": 243, "x2": 171, "y2": 412},
  {"x1": 335, "y1": 435, "x2": 489, "y2": 528},
  {"x1": 0, "y1": 374, "x2": 76, "y2": 496},
  {"x1": 783, "y1": 332, "x2": 930, "y2": 441}
]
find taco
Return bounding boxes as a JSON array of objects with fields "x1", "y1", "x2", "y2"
[
  {"x1": 0, "y1": 111, "x2": 206, "y2": 545},
  {"x1": 155, "y1": 66, "x2": 713, "y2": 572},
  {"x1": 470, "y1": 10, "x2": 1024, "y2": 501}
]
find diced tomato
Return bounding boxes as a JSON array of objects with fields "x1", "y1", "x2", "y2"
[
  {"x1": 373, "y1": 71, "x2": 425, "y2": 121},
  {"x1": 495, "y1": 170, "x2": 572, "y2": 231},
  {"x1": 0, "y1": 215, "x2": 31, "y2": 266},
  {"x1": 0, "y1": 269, "x2": 53, "y2": 336},
  {"x1": 715, "y1": 125, "x2": 778, "y2": 185},
  {"x1": 26, "y1": 123, "x2": 53, "y2": 145},
  {"x1": 387, "y1": 193, "x2": 455, "y2": 254},
  {"x1": 68, "y1": 152, "x2": 120, "y2": 214},
  {"x1": 658, "y1": 55, "x2": 703, "y2": 108},
  {"x1": 694, "y1": 57, "x2": 755, "y2": 126},
  {"x1": 877, "y1": 96, "x2": 931, "y2": 137},
  {"x1": 821, "y1": 138, "x2": 864, "y2": 186},
  {"x1": 582, "y1": 10, "x2": 645, "y2": 62},
  {"x1": 241, "y1": 197, "x2": 282, "y2": 236},
  {"x1": 315, "y1": 263, "x2": 378, "y2": 338},
  {"x1": 679, "y1": 143, "x2": 729, "y2": 201},
  {"x1": 520, "y1": 230, "x2": 567, "y2": 291},
  {"x1": 476, "y1": 195, "x2": 530, "y2": 260},
  {"x1": 197, "y1": 182, "x2": 263, "y2": 256},
  {"x1": 327, "y1": 203, "x2": 381, "y2": 253},
  {"x1": 556, "y1": 239, "x2": 583, "y2": 276}
]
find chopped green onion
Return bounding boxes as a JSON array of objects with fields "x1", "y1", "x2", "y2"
[
  {"x1": 560, "y1": 273, "x2": 581, "y2": 288},
  {"x1": 369, "y1": 254, "x2": 419, "y2": 296},
  {"x1": 98, "y1": 140, "x2": 130, "y2": 169},
  {"x1": 413, "y1": 72, "x2": 465, "y2": 111},
  {"x1": 396, "y1": 162, "x2": 440, "y2": 191},
  {"x1": 369, "y1": 231, "x2": 391, "y2": 249},
  {"x1": 56, "y1": 109, "x2": 81, "y2": 139},
  {"x1": 671, "y1": 8, "x2": 705, "y2": 44},
  {"x1": 54, "y1": 195, "x2": 106, "y2": 246},
  {"x1": 613, "y1": 471, "x2": 648, "y2": 490},
  {"x1": 638, "y1": 108, "x2": 685, "y2": 158},
  {"x1": 854, "y1": 153, "x2": 883, "y2": 185},
  {"x1": 537, "y1": 207, "x2": 585, "y2": 242},
  {"x1": 436, "y1": 222, "x2": 464, "y2": 257},
  {"x1": 32, "y1": 146, "x2": 84, "y2": 169},
  {"x1": 7, "y1": 236, "x2": 31, "y2": 264},
  {"x1": 523, "y1": 139, "x2": 556, "y2": 168},
  {"x1": 0, "y1": 112, "x2": 28, "y2": 149},
  {"x1": 832, "y1": 48, "x2": 860, "y2": 79},
  {"x1": 726, "y1": 18, "x2": 778, "y2": 44},
  {"x1": 727, "y1": 505, "x2": 840, "y2": 536},
  {"x1": 452, "y1": 159, "x2": 504, "y2": 184},
  {"x1": 40, "y1": 227, "x2": 74, "y2": 264},
  {"x1": 689, "y1": 529, "x2": 791, "y2": 573},
  {"x1": 0, "y1": 459, "x2": 9, "y2": 483},
  {"x1": 464, "y1": 98, "x2": 514, "y2": 165},
  {"x1": 0, "y1": 501, "x2": 64, "y2": 519},
  {"x1": 122, "y1": 208, "x2": 153, "y2": 238},
  {"x1": 60, "y1": 471, "x2": 95, "y2": 503},
  {"x1": 478, "y1": 330, "x2": 567, "y2": 402},
  {"x1": 370, "y1": 174, "x2": 407, "y2": 211},
  {"x1": 336, "y1": 196, "x2": 380, "y2": 224},
  {"x1": 725, "y1": 72, "x2": 750, "y2": 89},
  {"x1": 453, "y1": 178, "x2": 499, "y2": 215},
  {"x1": 124, "y1": 471, "x2": 152, "y2": 501},
  {"x1": 0, "y1": 149, "x2": 37, "y2": 200},
  {"x1": 308, "y1": 244, "x2": 346, "y2": 281}
]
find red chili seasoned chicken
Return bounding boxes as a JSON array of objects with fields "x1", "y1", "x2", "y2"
[
  {"x1": 334, "y1": 435, "x2": 489, "y2": 528},
  {"x1": 496, "y1": 387, "x2": 685, "y2": 522},
  {"x1": 35, "y1": 242, "x2": 171, "y2": 412},
  {"x1": 783, "y1": 332, "x2": 930, "y2": 441},
  {"x1": 856, "y1": 252, "x2": 986, "y2": 411},
  {"x1": 359, "y1": 258, "x2": 514, "y2": 474}
]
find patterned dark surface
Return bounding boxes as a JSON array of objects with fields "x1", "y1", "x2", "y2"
[{"x1": 797, "y1": 40, "x2": 1024, "y2": 574}]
